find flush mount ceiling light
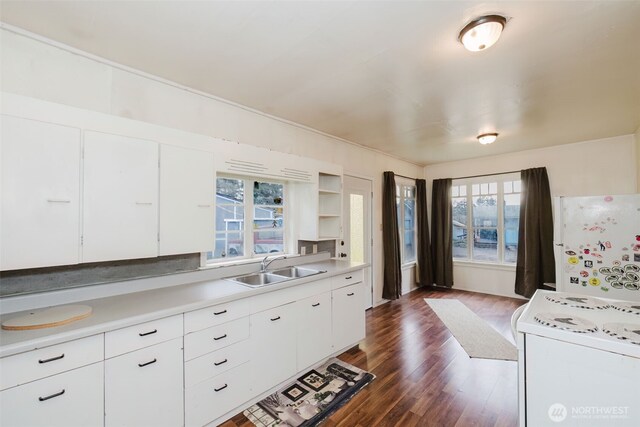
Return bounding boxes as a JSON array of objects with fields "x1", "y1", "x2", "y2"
[
  {"x1": 477, "y1": 133, "x2": 498, "y2": 145},
  {"x1": 458, "y1": 15, "x2": 507, "y2": 52}
]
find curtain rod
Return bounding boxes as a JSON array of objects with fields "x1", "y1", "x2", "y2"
[
  {"x1": 394, "y1": 173, "x2": 418, "y2": 180},
  {"x1": 452, "y1": 170, "x2": 520, "y2": 180}
]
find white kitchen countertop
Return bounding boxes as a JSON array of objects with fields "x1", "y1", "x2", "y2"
[{"x1": 0, "y1": 259, "x2": 366, "y2": 358}]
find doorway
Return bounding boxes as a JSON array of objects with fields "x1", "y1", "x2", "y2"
[{"x1": 340, "y1": 175, "x2": 373, "y2": 309}]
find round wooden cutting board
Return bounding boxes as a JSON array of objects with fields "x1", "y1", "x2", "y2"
[{"x1": 1, "y1": 305, "x2": 92, "y2": 331}]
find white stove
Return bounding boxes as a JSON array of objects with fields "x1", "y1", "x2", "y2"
[{"x1": 516, "y1": 290, "x2": 640, "y2": 426}]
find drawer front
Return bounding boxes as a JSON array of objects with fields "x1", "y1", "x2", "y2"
[
  {"x1": 0, "y1": 362, "x2": 104, "y2": 427},
  {"x1": 185, "y1": 362, "x2": 251, "y2": 427},
  {"x1": 184, "y1": 297, "x2": 251, "y2": 334},
  {"x1": 184, "y1": 316, "x2": 250, "y2": 361},
  {"x1": 105, "y1": 337, "x2": 184, "y2": 427},
  {"x1": 105, "y1": 314, "x2": 183, "y2": 358},
  {"x1": 331, "y1": 269, "x2": 363, "y2": 289},
  {"x1": 185, "y1": 339, "x2": 250, "y2": 388},
  {"x1": 0, "y1": 334, "x2": 103, "y2": 391}
]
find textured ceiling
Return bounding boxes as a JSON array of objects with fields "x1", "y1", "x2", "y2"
[{"x1": 1, "y1": 1, "x2": 639, "y2": 165}]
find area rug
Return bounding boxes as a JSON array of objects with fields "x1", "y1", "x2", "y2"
[
  {"x1": 424, "y1": 298, "x2": 518, "y2": 361},
  {"x1": 243, "y1": 358, "x2": 375, "y2": 427}
]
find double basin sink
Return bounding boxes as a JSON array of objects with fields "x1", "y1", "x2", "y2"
[{"x1": 228, "y1": 266, "x2": 326, "y2": 288}]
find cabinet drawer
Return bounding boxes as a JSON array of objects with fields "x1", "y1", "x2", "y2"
[
  {"x1": 184, "y1": 316, "x2": 249, "y2": 361},
  {"x1": 0, "y1": 362, "x2": 104, "y2": 427},
  {"x1": 105, "y1": 314, "x2": 183, "y2": 358},
  {"x1": 184, "y1": 297, "x2": 251, "y2": 334},
  {"x1": 185, "y1": 339, "x2": 250, "y2": 388},
  {"x1": 105, "y1": 337, "x2": 183, "y2": 427},
  {"x1": 0, "y1": 334, "x2": 103, "y2": 391},
  {"x1": 331, "y1": 269, "x2": 363, "y2": 289},
  {"x1": 185, "y1": 362, "x2": 251, "y2": 427}
]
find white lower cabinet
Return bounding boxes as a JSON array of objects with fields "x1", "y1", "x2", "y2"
[
  {"x1": 250, "y1": 302, "x2": 298, "y2": 395},
  {"x1": 185, "y1": 362, "x2": 252, "y2": 427},
  {"x1": 296, "y1": 291, "x2": 333, "y2": 371},
  {"x1": 104, "y1": 337, "x2": 184, "y2": 427},
  {"x1": 332, "y1": 282, "x2": 366, "y2": 351},
  {"x1": 0, "y1": 362, "x2": 104, "y2": 427}
]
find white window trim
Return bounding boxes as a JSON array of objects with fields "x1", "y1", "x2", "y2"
[
  {"x1": 206, "y1": 175, "x2": 288, "y2": 266},
  {"x1": 396, "y1": 177, "x2": 417, "y2": 267},
  {"x1": 452, "y1": 172, "x2": 520, "y2": 266}
]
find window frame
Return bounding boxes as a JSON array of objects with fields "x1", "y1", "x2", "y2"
[
  {"x1": 451, "y1": 172, "x2": 521, "y2": 266},
  {"x1": 396, "y1": 179, "x2": 417, "y2": 266},
  {"x1": 206, "y1": 175, "x2": 287, "y2": 265}
]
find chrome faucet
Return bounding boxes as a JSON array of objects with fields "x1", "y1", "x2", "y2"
[{"x1": 260, "y1": 255, "x2": 287, "y2": 272}]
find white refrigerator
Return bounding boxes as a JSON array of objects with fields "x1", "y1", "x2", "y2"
[{"x1": 554, "y1": 194, "x2": 640, "y2": 301}]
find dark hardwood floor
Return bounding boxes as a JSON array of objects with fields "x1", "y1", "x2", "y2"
[{"x1": 221, "y1": 288, "x2": 526, "y2": 427}]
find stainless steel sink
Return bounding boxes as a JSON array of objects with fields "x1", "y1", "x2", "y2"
[
  {"x1": 229, "y1": 272, "x2": 288, "y2": 287},
  {"x1": 270, "y1": 267, "x2": 325, "y2": 279}
]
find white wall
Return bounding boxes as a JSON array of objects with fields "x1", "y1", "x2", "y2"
[
  {"x1": 0, "y1": 28, "x2": 423, "y2": 306},
  {"x1": 424, "y1": 135, "x2": 637, "y2": 299}
]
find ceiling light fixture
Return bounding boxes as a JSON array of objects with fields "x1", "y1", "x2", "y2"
[
  {"x1": 477, "y1": 133, "x2": 498, "y2": 145},
  {"x1": 458, "y1": 15, "x2": 507, "y2": 52}
]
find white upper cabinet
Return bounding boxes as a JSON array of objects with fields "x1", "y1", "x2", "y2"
[
  {"x1": 159, "y1": 144, "x2": 215, "y2": 255},
  {"x1": 82, "y1": 131, "x2": 159, "y2": 263},
  {"x1": 1, "y1": 116, "x2": 81, "y2": 270}
]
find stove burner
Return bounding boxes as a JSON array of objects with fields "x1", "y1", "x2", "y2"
[
  {"x1": 602, "y1": 323, "x2": 640, "y2": 345},
  {"x1": 544, "y1": 294, "x2": 610, "y2": 310},
  {"x1": 534, "y1": 312, "x2": 599, "y2": 333},
  {"x1": 609, "y1": 302, "x2": 640, "y2": 316}
]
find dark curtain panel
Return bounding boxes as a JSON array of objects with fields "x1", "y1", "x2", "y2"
[
  {"x1": 416, "y1": 179, "x2": 434, "y2": 288},
  {"x1": 431, "y1": 178, "x2": 454, "y2": 288},
  {"x1": 382, "y1": 171, "x2": 402, "y2": 300},
  {"x1": 515, "y1": 167, "x2": 556, "y2": 298}
]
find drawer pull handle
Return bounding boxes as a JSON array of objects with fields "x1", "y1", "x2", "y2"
[
  {"x1": 38, "y1": 389, "x2": 65, "y2": 402},
  {"x1": 38, "y1": 354, "x2": 65, "y2": 364},
  {"x1": 270, "y1": 316, "x2": 281, "y2": 322},
  {"x1": 312, "y1": 303, "x2": 320, "y2": 307},
  {"x1": 214, "y1": 334, "x2": 227, "y2": 341},
  {"x1": 345, "y1": 276, "x2": 353, "y2": 280},
  {"x1": 214, "y1": 358, "x2": 228, "y2": 366},
  {"x1": 213, "y1": 309, "x2": 227, "y2": 316},
  {"x1": 347, "y1": 293, "x2": 355, "y2": 296},
  {"x1": 214, "y1": 384, "x2": 228, "y2": 392},
  {"x1": 197, "y1": 204, "x2": 211, "y2": 208},
  {"x1": 139, "y1": 329, "x2": 158, "y2": 337},
  {"x1": 47, "y1": 199, "x2": 71, "y2": 203},
  {"x1": 135, "y1": 202, "x2": 153, "y2": 205},
  {"x1": 138, "y1": 358, "x2": 157, "y2": 367}
]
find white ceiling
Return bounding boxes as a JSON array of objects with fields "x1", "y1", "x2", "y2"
[{"x1": 1, "y1": 1, "x2": 639, "y2": 165}]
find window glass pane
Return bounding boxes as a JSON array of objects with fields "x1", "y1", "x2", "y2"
[
  {"x1": 513, "y1": 180, "x2": 522, "y2": 192},
  {"x1": 459, "y1": 185, "x2": 467, "y2": 196},
  {"x1": 504, "y1": 229, "x2": 518, "y2": 263},
  {"x1": 253, "y1": 181, "x2": 283, "y2": 205},
  {"x1": 213, "y1": 232, "x2": 244, "y2": 259},
  {"x1": 472, "y1": 228, "x2": 498, "y2": 262},
  {"x1": 396, "y1": 197, "x2": 401, "y2": 230},
  {"x1": 253, "y1": 230, "x2": 284, "y2": 255},
  {"x1": 350, "y1": 194, "x2": 365, "y2": 264},
  {"x1": 489, "y1": 182, "x2": 497, "y2": 193},
  {"x1": 253, "y1": 207, "x2": 283, "y2": 229},
  {"x1": 504, "y1": 181, "x2": 513, "y2": 194},
  {"x1": 453, "y1": 224, "x2": 468, "y2": 259},
  {"x1": 404, "y1": 199, "x2": 415, "y2": 231},
  {"x1": 452, "y1": 197, "x2": 467, "y2": 224},
  {"x1": 473, "y1": 195, "x2": 498, "y2": 227},
  {"x1": 504, "y1": 194, "x2": 520, "y2": 229},
  {"x1": 403, "y1": 230, "x2": 416, "y2": 263},
  {"x1": 480, "y1": 183, "x2": 488, "y2": 195},
  {"x1": 472, "y1": 184, "x2": 480, "y2": 195},
  {"x1": 405, "y1": 186, "x2": 415, "y2": 199},
  {"x1": 452, "y1": 186, "x2": 459, "y2": 197},
  {"x1": 216, "y1": 178, "x2": 244, "y2": 201}
]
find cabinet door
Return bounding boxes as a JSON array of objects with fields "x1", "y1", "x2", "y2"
[
  {"x1": 83, "y1": 131, "x2": 158, "y2": 262},
  {"x1": 159, "y1": 144, "x2": 215, "y2": 255},
  {"x1": 297, "y1": 292, "x2": 332, "y2": 371},
  {"x1": 105, "y1": 337, "x2": 183, "y2": 427},
  {"x1": 250, "y1": 302, "x2": 297, "y2": 395},
  {"x1": 1, "y1": 116, "x2": 81, "y2": 270},
  {"x1": 332, "y1": 282, "x2": 366, "y2": 351},
  {"x1": 0, "y1": 362, "x2": 103, "y2": 427}
]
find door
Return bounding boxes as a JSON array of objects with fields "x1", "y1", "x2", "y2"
[{"x1": 341, "y1": 175, "x2": 373, "y2": 308}]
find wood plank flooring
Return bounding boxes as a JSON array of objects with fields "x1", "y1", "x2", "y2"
[{"x1": 221, "y1": 288, "x2": 526, "y2": 427}]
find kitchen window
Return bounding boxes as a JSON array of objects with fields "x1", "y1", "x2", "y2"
[
  {"x1": 207, "y1": 177, "x2": 285, "y2": 262},
  {"x1": 396, "y1": 182, "x2": 417, "y2": 264},
  {"x1": 452, "y1": 173, "x2": 521, "y2": 265}
]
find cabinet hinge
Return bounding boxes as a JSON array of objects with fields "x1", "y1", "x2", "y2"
[{"x1": 80, "y1": 236, "x2": 84, "y2": 245}]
